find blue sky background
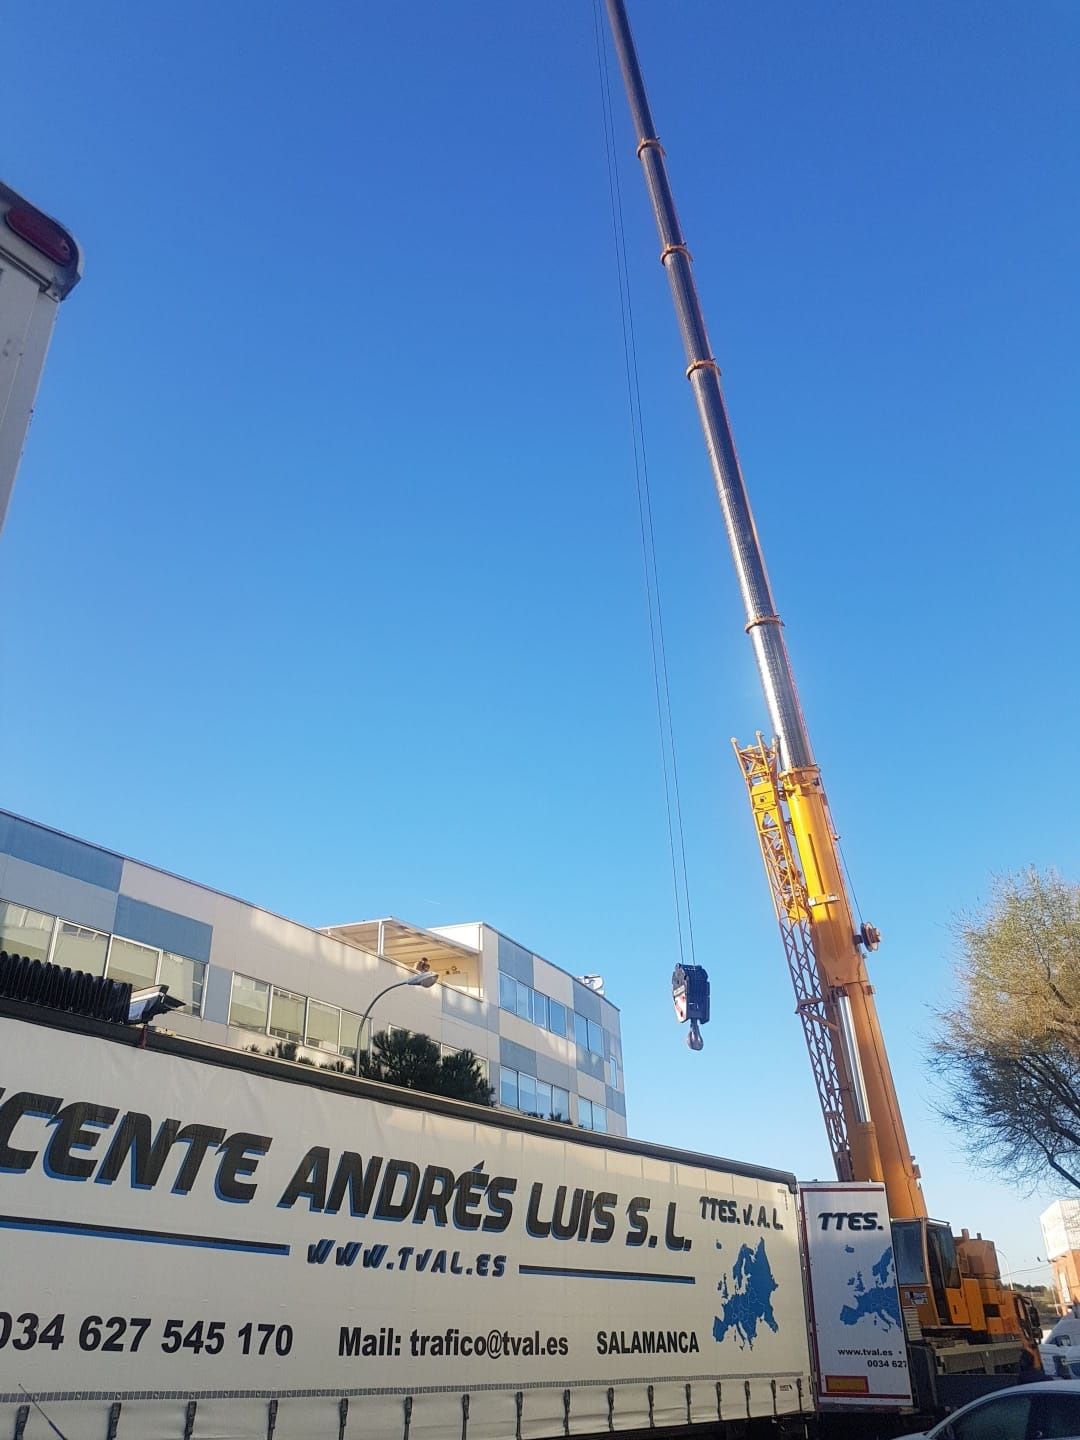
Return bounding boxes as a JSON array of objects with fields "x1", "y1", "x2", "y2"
[{"x1": 3, "y1": 1, "x2": 1078, "y2": 1283}]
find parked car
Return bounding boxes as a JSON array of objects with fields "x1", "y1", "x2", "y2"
[
  {"x1": 910, "y1": 1379, "x2": 1080, "y2": 1438},
  {"x1": 1043, "y1": 1316, "x2": 1080, "y2": 1379}
]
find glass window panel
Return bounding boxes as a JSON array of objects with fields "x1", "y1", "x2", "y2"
[
  {"x1": 306, "y1": 999, "x2": 341, "y2": 1050},
  {"x1": 927, "y1": 1223, "x2": 961, "y2": 1291},
  {"x1": 269, "y1": 988, "x2": 305, "y2": 1042},
  {"x1": 607, "y1": 1055, "x2": 619, "y2": 1089},
  {"x1": 53, "y1": 921, "x2": 108, "y2": 976},
  {"x1": 548, "y1": 1000, "x2": 567, "y2": 1037},
  {"x1": 159, "y1": 952, "x2": 205, "y2": 1013},
  {"x1": 531, "y1": 992, "x2": 548, "y2": 1029},
  {"x1": 340, "y1": 1010, "x2": 365, "y2": 1059},
  {"x1": 551, "y1": 1087, "x2": 570, "y2": 1121},
  {"x1": 230, "y1": 973, "x2": 270, "y2": 1032},
  {"x1": 499, "y1": 972, "x2": 517, "y2": 1011},
  {"x1": 518, "y1": 1073, "x2": 537, "y2": 1116},
  {"x1": 515, "y1": 982, "x2": 532, "y2": 1021},
  {"x1": 574, "y1": 1013, "x2": 589, "y2": 1049},
  {"x1": 107, "y1": 937, "x2": 160, "y2": 988},
  {"x1": 0, "y1": 900, "x2": 56, "y2": 962},
  {"x1": 536, "y1": 1080, "x2": 552, "y2": 1118},
  {"x1": 592, "y1": 1105, "x2": 607, "y2": 1134},
  {"x1": 892, "y1": 1222, "x2": 926, "y2": 1285},
  {"x1": 1035, "y1": 1394, "x2": 1080, "y2": 1438},
  {"x1": 951, "y1": 1396, "x2": 1030, "y2": 1440},
  {"x1": 500, "y1": 1067, "x2": 519, "y2": 1110},
  {"x1": 578, "y1": 1098, "x2": 593, "y2": 1129},
  {"x1": 476, "y1": 1056, "x2": 489, "y2": 1081},
  {"x1": 587, "y1": 1020, "x2": 604, "y2": 1055}
]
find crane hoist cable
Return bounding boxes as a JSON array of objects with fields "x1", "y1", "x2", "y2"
[{"x1": 591, "y1": 0, "x2": 697, "y2": 970}]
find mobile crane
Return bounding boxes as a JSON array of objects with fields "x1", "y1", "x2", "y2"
[{"x1": 603, "y1": 0, "x2": 1040, "y2": 1370}]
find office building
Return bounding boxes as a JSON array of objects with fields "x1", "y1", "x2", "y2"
[{"x1": 0, "y1": 809, "x2": 626, "y2": 1135}]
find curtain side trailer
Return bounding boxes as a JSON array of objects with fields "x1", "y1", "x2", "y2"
[{"x1": 0, "y1": 1000, "x2": 821, "y2": 1440}]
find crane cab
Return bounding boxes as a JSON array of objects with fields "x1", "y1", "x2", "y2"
[{"x1": 893, "y1": 1219, "x2": 1039, "y2": 1355}]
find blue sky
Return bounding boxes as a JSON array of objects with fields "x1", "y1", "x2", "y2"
[{"x1": 3, "y1": 1, "x2": 1078, "y2": 1282}]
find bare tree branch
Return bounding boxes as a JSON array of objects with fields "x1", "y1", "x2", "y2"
[{"x1": 932, "y1": 870, "x2": 1080, "y2": 1193}]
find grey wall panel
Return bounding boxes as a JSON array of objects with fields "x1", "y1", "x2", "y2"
[
  {"x1": 496, "y1": 933, "x2": 532, "y2": 984},
  {"x1": 606, "y1": 1086, "x2": 627, "y2": 1117},
  {"x1": 598, "y1": 997, "x2": 620, "y2": 1033},
  {"x1": 572, "y1": 981, "x2": 601, "y2": 1024},
  {"x1": 113, "y1": 895, "x2": 212, "y2": 963},
  {"x1": 535, "y1": 1054, "x2": 573, "y2": 1090},
  {"x1": 0, "y1": 855, "x2": 118, "y2": 933},
  {"x1": 0, "y1": 812, "x2": 123, "y2": 891},
  {"x1": 499, "y1": 1036, "x2": 537, "y2": 1077},
  {"x1": 575, "y1": 1047, "x2": 605, "y2": 1082},
  {"x1": 202, "y1": 964, "x2": 234, "y2": 1025}
]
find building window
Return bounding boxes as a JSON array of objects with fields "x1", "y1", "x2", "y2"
[
  {"x1": 607, "y1": 1053, "x2": 619, "y2": 1089},
  {"x1": 573, "y1": 1013, "x2": 604, "y2": 1056},
  {"x1": 579, "y1": 1099, "x2": 608, "y2": 1133},
  {"x1": 107, "y1": 937, "x2": 160, "y2": 989},
  {"x1": 160, "y1": 952, "x2": 206, "y2": 1014},
  {"x1": 53, "y1": 921, "x2": 109, "y2": 976},
  {"x1": 499, "y1": 972, "x2": 518, "y2": 1012},
  {"x1": 0, "y1": 900, "x2": 57, "y2": 962},
  {"x1": 269, "y1": 987, "x2": 305, "y2": 1043},
  {"x1": 339, "y1": 1010, "x2": 365, "y2": 1061},
  {"x1": 518, "y1": 1072, "x2": 537, "y2": 1115},
  {"x1": 106, "y1": 940, "x2": 204, "y2": 1014},
  {"x1": 501, "y1": 974, "x2": 575, "y2": 1044},
  {"x1": 230, "y1": 973, "x2": 270, "y2": 1032},
  {"x1": 514, "y1": 982, "x2": 532, "y2": 1022},
  {"x1": 499, "y1": 1067, "x2": 568, "y2": 1121},
  {"x1": 306, "y1": 998, "x2": 341, "y2": 1051}
]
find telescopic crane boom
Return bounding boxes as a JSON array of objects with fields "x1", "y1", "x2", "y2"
[
  {"x1": 603, "y1": 0, "x2": 1040, "y2": 1358},
  {"x1": 602, "y1": 0, "x2": 923, "y2": 1223}
]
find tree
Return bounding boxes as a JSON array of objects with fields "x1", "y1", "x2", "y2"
[
  {"x1": 932, "y1": 869, "x2": 1080, "y2": 1191},
  {"x1": 355, "y1": 1029, "x2": 494, "y2": 1106}
]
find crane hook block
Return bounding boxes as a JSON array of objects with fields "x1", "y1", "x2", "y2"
[{"x1": 672, "y1": 964, "x2": 710, "y2": 1026}]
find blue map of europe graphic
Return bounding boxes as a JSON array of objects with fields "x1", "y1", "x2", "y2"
[
  {"x1": 712, "y1": 1239, "x2": 779, "y2": 1349},
  {"x1": 840, "y1": 1245, "x2": 900, "y2": 1332}
]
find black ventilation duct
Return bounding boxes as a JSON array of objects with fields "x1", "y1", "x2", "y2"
[{"x1": 0, "y1": 950, "x2": 133, "y2": 1024}]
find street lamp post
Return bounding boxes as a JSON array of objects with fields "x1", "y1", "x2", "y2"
[
  {"x1": 353, "y1": 970, "x2": 439, "y2": 1075},
  {"x1": 997, "y1": 1247, "x2": 1014, "y2": 1287}
]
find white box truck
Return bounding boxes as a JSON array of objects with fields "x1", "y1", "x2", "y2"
[
  {"x1": 0, "y1": 181, "x2": 82, "y2": 533},
  {"x1": 0, "y1": 992, "x2": 818, "y2": 1440}
]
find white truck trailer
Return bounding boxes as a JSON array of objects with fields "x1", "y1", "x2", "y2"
[
  {"x1": 0, "y1": 972, "x2": 916, "y2": 1439},
  {"x1": 0, "y1": 181, "x2": 82, "y2": 533},
  {"x1": 0, "y1": 991, "x2": 819, "y2": 1440}
]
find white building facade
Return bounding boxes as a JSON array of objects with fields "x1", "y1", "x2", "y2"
[
  {"x1": 0, "y1": 809, "x2": 626, "y2": 1135},
  {"x1": 1041, "y1": 1200, "x2": 1080, "y2": 1311}
]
